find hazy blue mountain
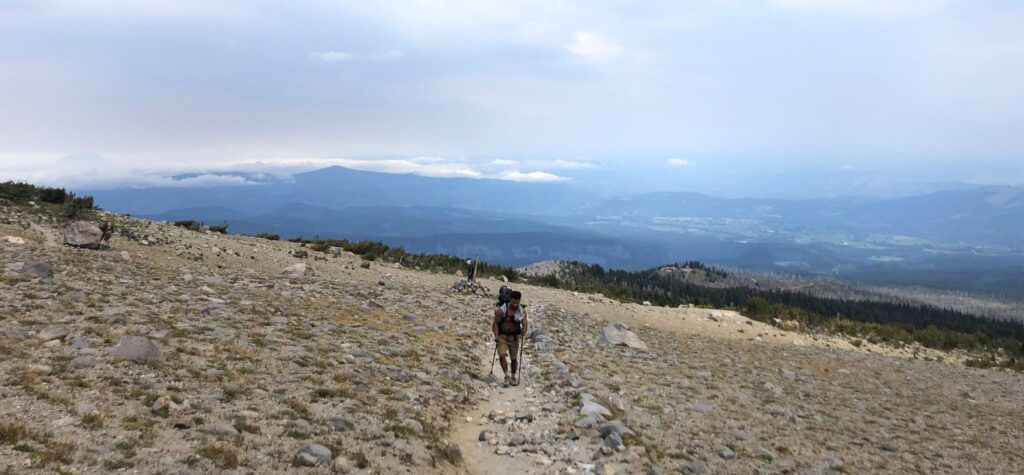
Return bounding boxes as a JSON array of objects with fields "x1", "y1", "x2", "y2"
[
  {"x1": 146, "y1": 203, "x2": 580, "y2": 239},
  {"x1": 89, "y1": 166, "x2": 1023, "y2": 290},
  {"x1": 88, "y1": 166, "x2": 605, "y2": 216}
]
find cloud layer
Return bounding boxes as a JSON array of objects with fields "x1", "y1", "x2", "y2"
[{"x1": 1, "y1": 0, "x2": 1022, "y2": 188}]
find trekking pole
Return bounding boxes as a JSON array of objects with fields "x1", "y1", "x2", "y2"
[
  {"x1": 488, "y1": 342, "x2": 497, "y2": 379},
  {"x1": 518, "y1": 336, "x2": 526, "y2": 385}
]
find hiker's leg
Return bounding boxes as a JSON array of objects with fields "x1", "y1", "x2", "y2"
[
  {"x1": 497, "y1": 337, "x2": 509, "y2": 375},
  {"x1": 509, "y1": 336, "x2": 520, "y2": 374},
  {"x1": 509, "y1": 336, "x2": 520, "y2": 384}
]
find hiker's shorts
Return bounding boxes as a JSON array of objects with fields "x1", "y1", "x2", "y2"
[{"x1": 497, "y1": 334, "x2": 520, "y2": 360}]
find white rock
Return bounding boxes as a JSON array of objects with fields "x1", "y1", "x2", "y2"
[
  {"x1": 282, "y1": 263, "x2": 314, "y2": 278},
  {"x1": 598, "y1": 322, "x2": 648, "y2": 351}
]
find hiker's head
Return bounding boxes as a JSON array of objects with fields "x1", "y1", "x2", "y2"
[{"x1": 509, "y1": 290, "x2": 522, "y2": 309}]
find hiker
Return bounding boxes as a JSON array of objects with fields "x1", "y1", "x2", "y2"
[
  {"x1": 497, "y1": 285, "x2": 512, "y2": 308},
  {"x1": 493, "y1": 290, "x2": 528, "y2": 387},
  {"x1": 466, "y1": 259, "x2": 474, "y2": 281}
]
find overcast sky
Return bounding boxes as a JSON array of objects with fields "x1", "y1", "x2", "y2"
[{"x1": 1, "y1": 0, "x2": 1022, "y2": 190}]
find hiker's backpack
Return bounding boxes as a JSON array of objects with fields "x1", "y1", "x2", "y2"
[{"x1": 497, "y1": 285, "x2": 512, "y2": 307}]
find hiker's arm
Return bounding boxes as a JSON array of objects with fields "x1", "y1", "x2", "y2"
[
  {"x1": 521, "y1": 311, "x2": 529, "y2": 335},
  {"x1": 492, "y1": 310, "x2": 501, "y2": 340}
]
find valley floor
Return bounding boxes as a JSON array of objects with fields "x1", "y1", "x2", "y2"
[{"x1": 1, "y1": 206, "x2": 1023, "y2": 474}]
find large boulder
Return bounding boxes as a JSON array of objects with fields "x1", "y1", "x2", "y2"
[
  {"x1": 599, "y1": 322, "x2": 648, "y2": 350},
  {"x1": 110, "y1": 336, "x2": 163, "y2": 363},
  {"x1": 64, "y1": 221, "x2": 103, "y2": 249},
  {"x1": 282, "y1": 263, "x2": 314, "y2": 278}
]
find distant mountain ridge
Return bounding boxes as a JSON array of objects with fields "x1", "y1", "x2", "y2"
[
  {"x1": 88, "y1": 166, "x2": 600, "y2": 216},
  {"x1": 85, "y1": 166, "x2": 1024, "y2": 286}
]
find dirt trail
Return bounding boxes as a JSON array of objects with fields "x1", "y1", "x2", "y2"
[
  {"x1": 453, "y1": 339, "x2": 537, "y2": 474},
  {"x1": 452, "y1": 304, "x2": 601, "y2": 475},
  {"x1": 29, "y1": 223, "x2": 58, "y2": 247}
]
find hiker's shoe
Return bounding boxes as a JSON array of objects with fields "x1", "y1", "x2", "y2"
[
  {"x1": 503, "y1": 376, "x2": 511, "y2": 388},
  {"x1": 511, "y1": 375, "x2": 519, "y2": 386}
]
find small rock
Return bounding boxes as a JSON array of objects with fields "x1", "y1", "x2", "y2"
[
  {"x1": 24, "y1": 262, "x2": 54, "y2": 278},
  {"x1": 332, "y1": 455, "x2": 353, "y2": 473},
  {"x1": 402, "y1": 313, "x2": 418, "y2": 322},
  {"x1": 580, "y1": 400, "x2": 612, "y2": 419},
  {"x1": 598, "y1": 420, "x2": 636, "y2": 438},
  {"x1": 110, "y1": 336, "x2": 163, "y2": 362},
  {"x1": 293, "y1": 443, "x2": 332, "y2": 467},
  {"x1": 200, "y1": 423, "x2": 240, "y2": 439},
  {"x1": 74, "y1": 402, "x2": 98, "y2": 416},
  {"x1": 293, "y1": 453, "x2": 319, "y2": 467},
  {"x1": 719, "y1": 447, "x2": 736, "y2": 460},
  {"x1": 27, "y1": 364, "x2": 53, "y2": 375},
  {"x1": 282, "y1": 263, "x2": 314, "y2": 278},
  {"x1": 37, "y1": 325, "x2": 69, "y2": 341},
  {"x1": 604, "y1": 432, "x2": 625, "y2": 451},
  {"x1": 329, "y1": 415, "x2": 351, "y2": 432},
  {"x1": 515, "y1": 410, "x2": 534, "y2": 423},
  {"x1": 509, "y1": 433, "x2": 527, "y2": 447},
  {"x1": 479, "y1": 430, "x2": 497, "y2": 442},
  {"x1": 779, "y1": 368, "x2": 797, "y2": 381},
  {"x1": 445, "y1": 443, "x2": 463, "y2": 464},
  {"x1": 692, "y1": 403, "x2": 714, "y2": 414},
  {"x1": 575, "y1": 416, "x2": 598, "y2": 429},
  {"x1": 599, "y1": 322, "x2": 648, "y2": 350},
  {"x1": 401, "y1": 418, "x2": 423, "y2": 433},
  {"x1": 684, "y1": 460, "x2": 708, "y2": 474}
]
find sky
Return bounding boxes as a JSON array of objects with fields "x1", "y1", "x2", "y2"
[{"x1": 1, "y1": 0, "x2": 1023, "y2": 193}]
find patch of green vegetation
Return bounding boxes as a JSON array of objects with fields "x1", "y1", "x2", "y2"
[
  {"x1": 196, "y1": 444, "x2": 239, "y2": 469},
  {"x1": 352, "y1": 450, "x2": 370, "y2": 469},
  {"x1": 0, "y1": 423, "x2": 33, "y2": 444},
  {"x1": 114, "y1": 440, "x2": 137, "y2": 459},
  {"x1": 36, "y1": 442, "x2": 75, "y2": 467},
  {"x1": 81, "y1": 412, "x2": 104, "y2": 429},
  {"x1": 103, "y1": 459, "x2": 134, "y2": 470},
  {"x1": 284, "y1": 399, "x2": 311, "y2": 420},
  {"x1": 173, "y1": 220, "x2": 206, "y2": 232},
  {"x1": 0, "y1": 181, "x2": 96, "y2": 219},
  {"x1": 287, "y1": 237, "x2": 522, "y2": 281}
]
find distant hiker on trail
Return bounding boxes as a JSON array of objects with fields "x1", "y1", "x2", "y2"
[
  {"x1": 493, "y1": 290, "x2": 528, "y2": 387},
  {"x1": 466, "y1": 259, "x2": 474, "y2": 281}
]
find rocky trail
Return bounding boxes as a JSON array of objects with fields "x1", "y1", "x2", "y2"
[
  {"x1": 452, "y1": 304, "x2": 623, "y2": 475},
  {"x1": 2, "y1": 202, "x2": 1024, "y2": 474}
]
